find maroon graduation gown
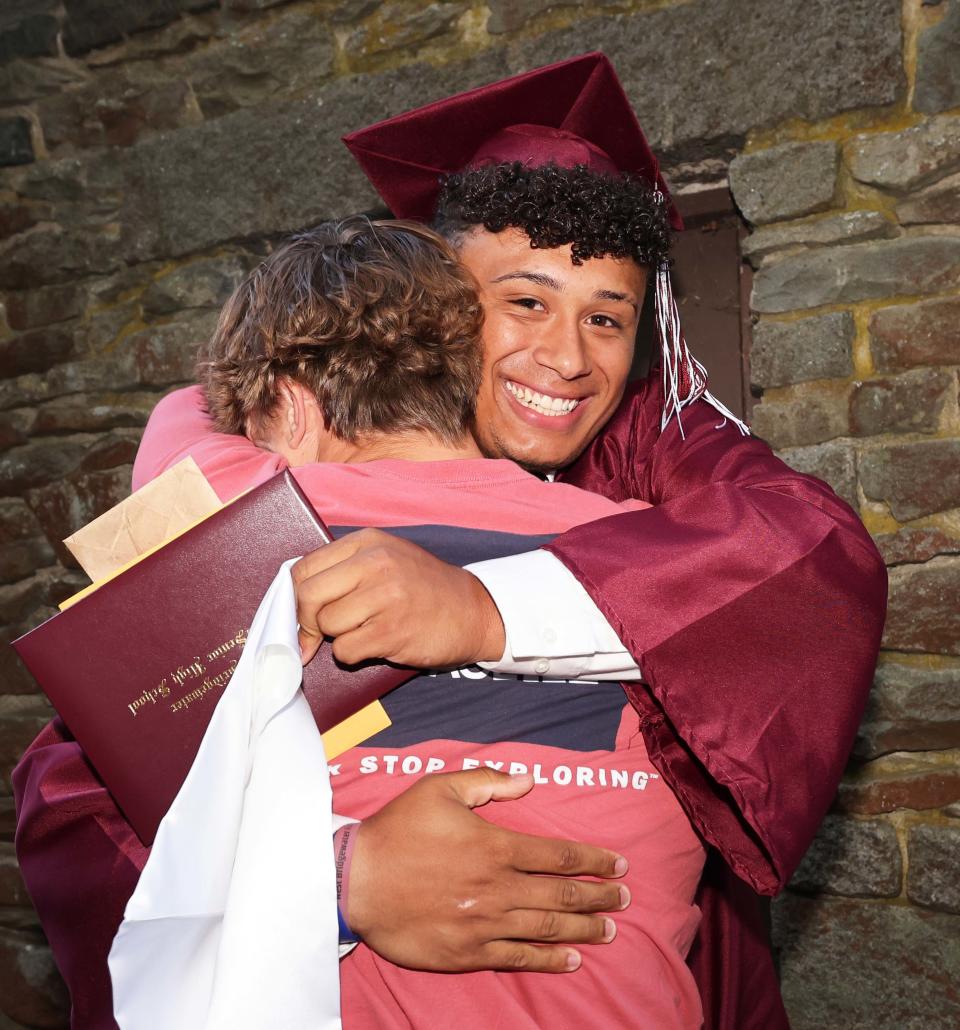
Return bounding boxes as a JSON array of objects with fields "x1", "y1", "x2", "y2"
[
  {"x1": 13, "y1": 375, "x2": 886, "y2": 1030},
  {"x1": 552, "y1": 376, "x2": 887, "y2": 1028}
]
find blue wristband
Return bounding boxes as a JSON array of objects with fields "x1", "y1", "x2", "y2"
[{"x1": 337, "y1": 902, "x2": 360, "y2": 945}]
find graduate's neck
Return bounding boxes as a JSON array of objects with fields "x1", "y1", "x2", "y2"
[{"x1": 324, "y1": 430, "x2": 483, "y2": 464}]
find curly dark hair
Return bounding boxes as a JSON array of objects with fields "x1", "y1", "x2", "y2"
[
  {"x1": 434, "y1": 161, "x2": 671, "y2": 267},
  {"x1": 199, "y1": 216, "x2": 483, "y2": 443}
]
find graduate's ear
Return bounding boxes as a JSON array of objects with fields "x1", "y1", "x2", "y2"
[{"x1": 275, "y1": 377, "x2": 308, "y2": 448}]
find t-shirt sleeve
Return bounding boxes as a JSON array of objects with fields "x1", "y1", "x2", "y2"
[
  {"x1": 550, "y1": 379, "x2": 887, "y2": 894},
  {"x1": 131, "y1": 386, "x2": 286, "y2": 501}
]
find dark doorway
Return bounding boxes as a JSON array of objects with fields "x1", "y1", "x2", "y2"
[{"x1": 631, "y1": 187, "x2": 749, "y2": 421}]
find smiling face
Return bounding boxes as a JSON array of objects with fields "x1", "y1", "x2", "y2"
[{"x1": 456, "y1": 227, "x2": 647, "y2": 472}]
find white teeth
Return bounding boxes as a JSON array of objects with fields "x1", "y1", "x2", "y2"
[{"x1": 505, "y1": 381, "x2": 580, "y2": 417}]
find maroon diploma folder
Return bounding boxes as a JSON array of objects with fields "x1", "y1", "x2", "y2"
[{"x1": 13, "y1": 470, "x2": 412, "y2": 844}]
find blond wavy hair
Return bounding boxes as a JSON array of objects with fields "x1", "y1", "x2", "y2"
[{"x1": 198, "y1": 216, "x2": 484, "y2": 443}]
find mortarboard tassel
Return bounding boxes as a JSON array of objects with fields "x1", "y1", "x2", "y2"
[{"x1": 654, "y1": 260, "x2": 750, "y2": 439}]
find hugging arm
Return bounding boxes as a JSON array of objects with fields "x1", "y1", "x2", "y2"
[{"x1": 550, "y1": 377, "x2": 887, "y2": 892}]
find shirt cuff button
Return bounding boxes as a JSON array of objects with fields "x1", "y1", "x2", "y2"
[{"x1": 534, "y1": 659, "x2": 550, "y2": 675}]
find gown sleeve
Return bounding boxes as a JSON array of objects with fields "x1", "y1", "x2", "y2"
[
  {"x1": 549, "y1": 375, "x2": 887, "y2": 894},
  {"x1": 12, "y1": 720, "x2": 147, "y2": 1030}
]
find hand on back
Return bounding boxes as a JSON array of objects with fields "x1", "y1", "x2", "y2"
[{"x1": 348, "y1": 768, "x2": 630, "y2": 973}]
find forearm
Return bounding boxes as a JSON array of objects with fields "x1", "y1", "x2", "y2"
[{"x1": 132, "y1": 385, "x2": 285, "y2": 500}]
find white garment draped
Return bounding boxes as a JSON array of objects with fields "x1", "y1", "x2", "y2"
[{"x1": 108, "y1": 561, "x2": 341, "y2": 1030}]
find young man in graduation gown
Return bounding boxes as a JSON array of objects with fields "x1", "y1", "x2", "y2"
[
  {"x1": 299, "y1": 53, "x2": 887, "y2": 1026},
  {"x1": 14, "y1": 54, "x2": 886, "y2": 1029}
]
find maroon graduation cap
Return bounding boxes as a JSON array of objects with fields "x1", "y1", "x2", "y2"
[
  {"x1": 343, "y1": 52, "x2": 747, "y2": 436},
  {"x1": 343, "y1": 51, "x2": 682, "y2": 230}
]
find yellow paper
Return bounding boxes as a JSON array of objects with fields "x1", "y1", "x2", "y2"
[{"x1": 322, "y1": 700, "x2": 392, "y2": 760}]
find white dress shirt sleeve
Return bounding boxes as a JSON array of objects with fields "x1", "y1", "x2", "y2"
[{"x1": 465, "y1": 549, "x2": 643, "y2": 682}]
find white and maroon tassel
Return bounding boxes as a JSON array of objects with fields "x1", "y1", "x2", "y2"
[{"x1": 653, "y1": 261, "x2": 750, "y2": 439}]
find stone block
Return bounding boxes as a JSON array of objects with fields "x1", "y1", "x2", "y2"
[
  {"x1": 897, "y1": 169, "x2": 960, "y2": 225},
  {"x1": 343, "y1": 2, "x2": 468, "y2": 60},
  {"x1": 0, "y1": 118, "x2": 33, "y2": 169},
  {"x1": 0, "y1": 201, "x2": 50, "y2": 241},
  {"x1": 915, "y1": 0, "x2": 960, "y2": 114},
  {"x1": 849, "y1": 368, "x2": 955, "y2": 436},
  {"x1": 0, "y1": 361, "x2": 126, "y2": 412},
  {"x1": 0, "y1": 798, "x2": 15, "y2": 843},
  {"x1": 142, "y1": 252, "x2": 252, "y2": 317},
  {"x1": 741, "y1": 210, "x2": 895, "y2": 266},
  {"x1": 523, "y1": 0, "x2": 903, "y2": 159},
  {"x1": 855, "y1": 661, "x2": 960, "y2": 759},
  {"x1": 0, "y1": 57, "x2": 91, "y2": 107},
  {"x1": 0, "y1": 224, "x2": 121, "y2": 290},
  {"x1": 884, "y1": 557, "x2": 960, "y2": 656},
  {"x1": 0, "y1": 436, "x2": 94, "y2": 498},
  {"x1": 0, "y1": 499, "x2": 55, "y2": 586},
  {"x1": 222, "y1": 0, "x2": 296, "y2": 8},
  {"x1": 773, "y1": 893, "x2": 960, "y2": 1030},
  {"x1": 183, "y1": 9, "x2": 336, "y2": 119},
  {"x1": 111, "y1": 72, "x2": 395, "y2": 261},
  {"x1": 78, "y1": 431, "x2": 140, "y2": 472},
  {"x1": 870, "y1": 295, "x2": 960, "y2": 371},
  {"x1": 751, "y1": 235, "x2": 960, "y2": 313},
  {"x1": 3, "y1": 284, "x2": 85, "y2": 331},
  {"x1": 487, "y1": 0, "x2": 619, "y2": 33},
  {"x1": 875, "y1": 525, "x2": 960, "y2": 567},
  {"x1": 0, "y1": 410, "x2": 34, "y2": 451},
  {"x1": 33, "y1": 391, "x2": 163, "y2": 433},
  {"x1": 860, "y1": 439, "x2": 960, "y2": 521},
  {"x1": 0, "y1": 843, "x2": 28, "y2": 909},
  {"x1": 27, "y1": 465, "x2": 133, "y2": 566},
  {"x1": 790, "y1": 814, "x2": 901, "y2": 897},
  {"x1": 0, "y1": 2, "x2": 61, "y2": 62},
  {"x1": 0, "y1": 329, "x2": 75, "y2": 379},
  {"x1": 728, "y1": 141, "x2": 839, "y2": 225},
  {"x1": 775, "y1": 440, "x2": 858, "y2": 508},
  {"x1": 837, "y1": 751, "x2": 960, "y2": 813},
  {"x1": 62, "y1": 0, "x2": 215, "y2": 57},
  {"x1": 37, "y1": 73, "x2": 203, "y2": 152},
  {"x1": 908, "y1": 823, "x2": 960, "y2": 914},
  {"x1": 0, "y1": 695, "x2": 57, "y2": 791},
  {"x1": 0, "y1": 576, "x2": 58, "y2": 628},
  {"x1": 119, "y1": 313, "x2": 218, "y2": 386},
  {"x1": 0, "y1": 644, "x2": 43, "y2": 697},
  {"x1": 0, "y1": 926, "x2": 69, "y2": 1028},
  {"x1": 750, "y1": 381, "x2": 850, "y2": 448},
  {"x1": 750, "y1": 312, "x2": 854, "y2": 389},
  {"x1": 848, "y1": 115, "x2": 960, "y2": 192}
]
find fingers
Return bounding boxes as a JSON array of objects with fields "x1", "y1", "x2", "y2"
[
  {"x1": 480, "y1": 942, "x2": 583, "y2": 974},
  {"x1": 293, "y1": 555, "x2": 375, "y2": 665},
  {"x1": 517, "y1": 873, "x2": 630, "y2": 915},
  {"x1": 509, "y1": 831, "x2": 628, "y2": 880},
  {"x1": 292, "y1": 528, "x2": 394, "y2": 585},
  {"x1": 503, "y1": 908, "x2": 616, "y2": 946},
  {"x1": 438, "y1": 767, "x2": 536, "y2": 808}
]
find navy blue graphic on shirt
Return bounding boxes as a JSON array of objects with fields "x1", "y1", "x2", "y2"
[{"x1": 330, "y1": 524, "x2": 629, "y2": 753}]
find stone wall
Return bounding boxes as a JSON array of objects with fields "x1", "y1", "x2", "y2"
[{"x1": 0, "y1": 0, "x2": 957, "y2": 1026}]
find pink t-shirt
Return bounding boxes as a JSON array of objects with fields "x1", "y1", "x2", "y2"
[{"x1": 134, "y1": 388, "x2": 706, "y2": 1030}]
